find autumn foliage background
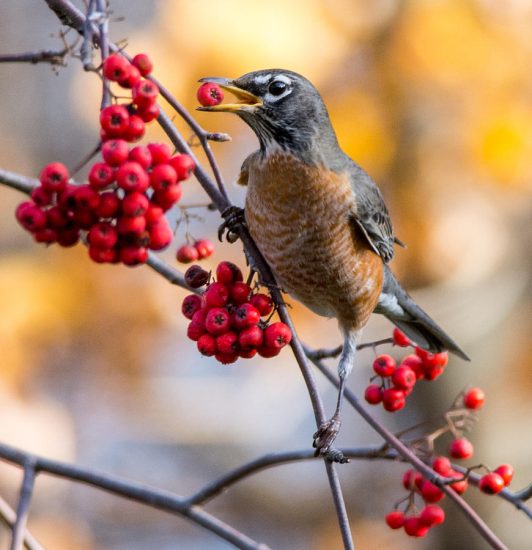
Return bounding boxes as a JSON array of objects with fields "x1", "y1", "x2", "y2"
[{"x1": 0, "y1": 1, "x2": 531, "y2": 548}]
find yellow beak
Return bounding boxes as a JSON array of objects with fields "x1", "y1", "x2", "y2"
[{"x1": 196, "y1": 77, "x2": 262, "y2": 112}]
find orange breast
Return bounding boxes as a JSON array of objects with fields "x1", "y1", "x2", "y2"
[{"x1": 245, "y1": 152, "x2": 383, "y2": 331}]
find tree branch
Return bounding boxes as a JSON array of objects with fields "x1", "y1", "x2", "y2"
[
  {"x1": 0, "y1": 496, "x2": 43, "y2": 550},
  {"x1": 0, "y1": 50, "x2": 68, "y2": 66},
  {"x1": 0, "y1": 442, "x2": 267, "y2": 550},
  {"x1": 10, "y1": 462, "x2": 36, "y2": 550}
]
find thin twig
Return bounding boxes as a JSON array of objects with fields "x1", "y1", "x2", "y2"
[
  {"x1": 0, "y1": 169, "x2": 38, "y2": 194},
  {"x1": 0, "y1": 496, "x2": 43, "y2": 550},
  {"x1": 0, "y1": 49, "x2": 68, "y2": 66},
  {"x1": 95, "y1": 0, "x2": 111, "y2": 108},
  {"x1": 10, "y1": 462, "x2": 36, "y2": 550}
]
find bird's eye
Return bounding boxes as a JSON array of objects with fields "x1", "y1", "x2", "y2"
[{"x1": 268, "y1": 80, "x2": 288, "y2": 96}]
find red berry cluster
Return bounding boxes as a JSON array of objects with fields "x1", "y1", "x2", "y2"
[
  {"x1": 15, "y1": 53, "x2": 196, "y2": 266},
  {"x1": 364, "y1": 330, "x2": 449, "y2": 412},
  {"x1": 181, "y1": 262, "x2": 292, "y2": 364},
  {"x1": 176, "y1": 239, "x2": 215, "y2": 263},
  {"x1": 196, "y1": 83, "x2": 224, "y2": 107}
]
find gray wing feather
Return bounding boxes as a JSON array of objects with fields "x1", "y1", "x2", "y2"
[{"x1": 347, "y1": 162, "x2": 395, "y2": 263}]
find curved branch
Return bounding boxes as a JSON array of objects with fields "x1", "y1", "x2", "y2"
[{"x1": 0, "y1": 442, "x2": 266, "y2": 550}]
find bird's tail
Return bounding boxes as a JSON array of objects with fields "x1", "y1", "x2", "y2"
[{"x1": 376, "y1": 266, "x2": 470, "y2": 361}]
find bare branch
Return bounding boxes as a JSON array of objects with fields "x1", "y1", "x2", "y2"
[
  {"x1": 0, "y1": 496, "x2": 43, "y2": 550},
  {"x1": 0, "y1": 49, "x2": 68, "y2": 66},
  {"x1": 0, "y1": 169, "x2": 38, "y2": 194},
  {"x1": 11, "y1": 462, "x2": 36, "y2": 550},
  {"x1": 0, "y1": 441, "x2": 267, "y2": 550}
]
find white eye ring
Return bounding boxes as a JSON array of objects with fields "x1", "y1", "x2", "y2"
[{"x1": 264, "y1": 75, "x2": 292, "y2": 102}]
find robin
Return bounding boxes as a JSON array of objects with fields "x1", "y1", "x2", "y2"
[{"x1": 198, "y1": 69, "x2": 469, "y2": 460}]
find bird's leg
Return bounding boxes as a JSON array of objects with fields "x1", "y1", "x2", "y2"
[
  {"x1": 218, "y1": 205, "x2": 246, "y2": 243},
  {"x1": 313, "y1": 330, "x2": 359, "y2": 463}
]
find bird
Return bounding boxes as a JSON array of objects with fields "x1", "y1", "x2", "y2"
[{"x1": 198, "y1": 69, "x2": 469, "y2": 460}]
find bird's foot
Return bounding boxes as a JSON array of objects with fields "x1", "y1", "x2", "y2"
[
  {"x1": 313, "y1": 415, "x2": 349, "y2": 463},
  {"x1": 218, "y1": 206, "x2": 245, "y2": 243}
]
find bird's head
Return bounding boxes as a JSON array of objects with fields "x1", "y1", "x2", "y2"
[{"x1": 197, "y1": 69, "x2": 338, "y2": 162}]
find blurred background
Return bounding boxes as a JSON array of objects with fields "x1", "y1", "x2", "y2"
[{"x1": 0, "y1": 0, "x2": 531, "y2": 548}]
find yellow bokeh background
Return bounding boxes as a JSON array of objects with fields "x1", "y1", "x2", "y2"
[{"x1": 0, "y1": 1, "x2": 531, "y2": 548}]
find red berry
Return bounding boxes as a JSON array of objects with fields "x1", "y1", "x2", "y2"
[
  {"x1": 177, "y1": 244, "x2": 199, "y2": 264},
  {"x1": 250, "y1": 293, "x2": 273, "y2": 316},
  {"x1": 205, "y1": 307, "x2": 231, "y2": 335},
  {"x1": 385, "y1": 510, "x2": 405, "y2": 529},
  {"x1": 95, "y1": 191, "x2": 121, "y2": 218},
  {"x1": 432, "y1": 456, "x2": 452, "y2": 476},
  {"x1": 392, "y1": 328, "x2": 411, "y2": 347},
  {"x1": 187, "y1": 321, "x2": 205, "y2": 341},
  {"x1": 230, "y1": 282, "x2": 251, "y2": 304},
  {"x1": 239, "y1": 348, "x2": 257, "y2": 359},
  {"x1": 148, "y1": 219, "x2": 173, "y2": 250},
  {"x1": 119, "y1": 245, "x2": 148, "y2": 266},
  {"x1": 40, "y1": 162, "x2": 69, "y2": 193},
  {"x1": 15, "y1": 201, "x2": 47, "y2": 232},
  {"x1": 215, "y1": 351, "x2": 239, "y2": 365},
  {"x1": 31, "y1": 186, "x2": 53, "y2": 207},
  {"x1": 184, "y1": 265, "x2": 210, "y2": 289},
  {"x1": 424, "y1": 364, "x2": 445, "y2": 381},
  {"x1": 391, "y1": 365, "x2": 416, "y2": 390},
  {"x1": 197, "y1": 333, "x2": 217, "y2": 356},
  {"x1": 132, "y1": 79, "x2": 159, "y2": 108},
  {"x1": 73, "y1": 185, "x2": 100, "y2": 210},
  {"x1": 194, "y1": 238, "x2": 215, "y2": 259},
  {"x1": 46, "y1": 206, "x2": 69, "y2": 229},
  {"x1": 382, "y1": 388, "x2": 405, "y2": 412},
  {"x1": 216, "y1": 331, "x2": 239, "y2": 354},
  {"x1": 403, "y1": 516, "x2": 429, "y2": 538},
  {"x1": 420, "y1": 480, "x2": 445, "y2": 503},
  {"x1": 132, "y1": 53, "x2": 153, "y2": 76},
  {"x1": 238, "y1": 325, "x2": 264, "y2": 350},
  {"x1": 117, "y1": 64, "x2": 142, "y2": 89},
  {"x1": 197, "y1": 83, "x2": 224, "y2": 107},
  {"x1": 145, "y1": 204, "x2": 164, "y2": 226},
  {"x1": 463, "y1": 388, "x2": 485, "y2": 410},
  {"x1": 102, "y1": 54, "x2": 130, "y2": 81},
  {"x1": 56, "y1": 228, "x2": 80, "y2": 247},
  {"x1": 169, "y1": 154, "x2": 195, "y2": 180},
  {"x1": 124, "y1": 114, "x2": 145, "y2": 142},
  {"x1": 88, "y1": 245, "x2": 117, "y2": 263},
  {"x1": 493, "y1": 464, "x2": 514, "y2": 486},
  {"x1": 149, "y1": 164, "x2": 177, "y2": 192},
  {"x1": 263, "y1": 321, "x2": 292, "y2": 349},
  {"x1": 232, "y1": 303, "x2": 261, "y2": 330},
  {"x1": 34, "y1": 228, "x2": 58, "y2": 244},
  {"x1": 216, "y1": 261, "x2": 243, "y2": 285},
  {"x1": 99, "y1": 105, "x2": 130, "y2": 136},
  {"x1": 88, "y1": 162, "x2": 115, "y2": 190},
  {"x1": 372, "y1": 354, "x2": 396, "y2": 377},
  {"x1": 449, "y1": 437, "x2": 474, "y2": 460},
  {"x1": 88, "y1": 222, "x2": 118, "y2": 249},
  {"x1": 117, "y1": 215, "x2": 147, "y2": 237},
  {"x1": 148, "y1": 143, "x2": 172, "y2": 165},
  {"x1": 416, "y1": 347, "x2": 449, "y2": 368},
  {"x1": 203, "y1": 282, "x2": 230, "y2": 308},
  {"x1": 128, "y1": 145, "x2": 152, "y2": 169},
  {"x1": 151, "y1": 184, "x2": 182, "y2": 211},
  {"x1": 181, "y1": 294, "x2": 202, "y2": 320},
  {"x1": 257, "y1": 345, "x2": 281, "y2": 358},
  {"x1": 137, "y1": 102, "x2": 160, "y2": 122},
  {"x1": 400, "y1": 354, "x2": 424, "y2": 380},
  {"x1": 419, "y1": 505, "x2": 445, "y2": 527},
  {"x1": 449, "y1": 471, "x2": 468, "y2": 494},
  {"x1": 364, "y1": 384, "x2": 383, "y2": 405},
  {"x1": 102, "y1": 139, "x2": 129, "y2": 166},
  {"x1": 403, "y1": 469, "x2": 423, "y2": 491},
  {"x1": 479, "y1": 473, "x2": 505, "y2": 495},
  {"x1": 116, "y1": 162, "x2": 149, "y2": 193},
  {"x1": 122, "y1": 191, "x2": 150, "y2": 217}
]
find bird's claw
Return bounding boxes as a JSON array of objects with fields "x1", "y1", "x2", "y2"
[
  {"x1": 313, "y1": 415, "x2": 348, "y2": 463},
  {"x1": 218, "y1": 206, "x2": 246, "y2": 243}
]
